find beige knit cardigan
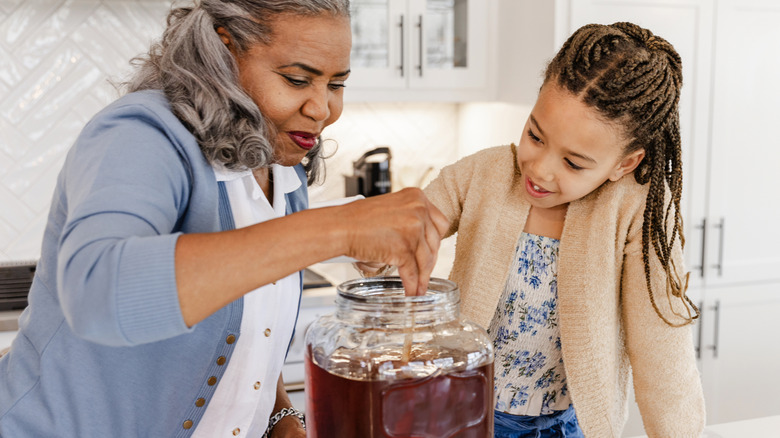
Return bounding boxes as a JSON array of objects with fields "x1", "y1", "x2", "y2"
[{"x1": 424, "y1": 145, "x2": 705, "y2": 437}]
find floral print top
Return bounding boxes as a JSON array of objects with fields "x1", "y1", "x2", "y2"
[{"x1": 487, "y1": 232, "x2": 572, "y2": 416}]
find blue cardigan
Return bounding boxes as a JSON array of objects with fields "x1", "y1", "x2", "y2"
[{"x1": 0, "y1": 90, "x2": 309, "y2": 437}]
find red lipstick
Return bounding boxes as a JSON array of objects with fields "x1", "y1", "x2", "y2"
[{"x1": 288, "y1": 131, "x2": 318, "y2": 150}]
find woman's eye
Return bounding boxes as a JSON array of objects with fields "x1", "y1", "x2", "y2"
[
  {"x1": 328, "y1": 82, "x2": 346, "y2": 91},
  {"x1": 565, "y1": 158, "x2": 584, "y2": 170},
  {"x1": 284, "y1": 76, "x2": 308, "y2": 87}
]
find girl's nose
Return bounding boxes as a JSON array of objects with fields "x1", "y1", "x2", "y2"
[{"x1": 530, "y1": 154, "x2": 556, "y2": 182}]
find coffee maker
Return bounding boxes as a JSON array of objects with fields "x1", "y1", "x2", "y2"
[{"x1": 345, "y1": 147, "x2": 392, "y2": 197}]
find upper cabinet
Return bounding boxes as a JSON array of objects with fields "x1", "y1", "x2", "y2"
[
  {"x1": 562, "y1": 0, "x2": 780, "y2": 431},
  {"x1": 702, "y1": 0, "x2": 780, "y2": 287},
  {"x1": 499, "y1": 0, "x2": 780, "y2": 289},
  {"x1": 345, "y1": 0, "x2": 492, "y2": 102}
]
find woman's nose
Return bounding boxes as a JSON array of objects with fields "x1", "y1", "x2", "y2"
[{"x1": 301, "y1": 87, "x2": 330, "y2": 122}]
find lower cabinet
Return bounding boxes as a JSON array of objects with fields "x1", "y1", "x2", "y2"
[
  {"x1": 624, "y1": 282, "x2": 780, "y2": 436},
  {"x1": 697, "y1": 282, "x2": 780, "y2": 425}
]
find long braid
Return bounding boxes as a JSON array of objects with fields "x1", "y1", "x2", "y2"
[{"x1": 546, "y1": 22, "x2": 698, "y2": 326}]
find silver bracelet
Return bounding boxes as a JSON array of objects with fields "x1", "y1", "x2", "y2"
[{"x1": 262, "y1": 407, "x2": 305, "y2": 438}]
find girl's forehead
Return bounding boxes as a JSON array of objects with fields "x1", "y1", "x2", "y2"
[{"x1": 533, "y1": 84, "x2": 629, "y2": 156}]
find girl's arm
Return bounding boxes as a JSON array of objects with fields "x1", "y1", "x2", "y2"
[
  {"x1": 422, "y1": 150, "x2": 484, "y2": 239},
  {"x1": 621, "y1": 214, "x2": 705, "y2": 436},
  {"x1": 353, "y1": 148, "x2": 486, "y2": 277}
]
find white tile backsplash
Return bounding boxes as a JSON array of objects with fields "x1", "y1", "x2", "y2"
[{"x1": 0, "y1": 0, "x2": 530, "y2": 262}]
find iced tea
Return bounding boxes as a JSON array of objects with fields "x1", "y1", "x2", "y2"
[{"x1": 305, "y1": 349, "x2": 494, "y2": 438}]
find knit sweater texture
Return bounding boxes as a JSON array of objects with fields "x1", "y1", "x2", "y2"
[
  {"x1": 424, "y1": 145, "x2": 705, "y2": 437},
  {"x1": 0, "y1": 90, "x2": 309, "y2": 437}
]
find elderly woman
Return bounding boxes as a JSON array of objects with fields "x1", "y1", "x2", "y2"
[{"x1": 0, "y1": 1, "x2": 447, "y2": 437}]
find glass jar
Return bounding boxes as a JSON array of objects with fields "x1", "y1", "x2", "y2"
[{"x1": 304, "y1": 277, "x2": 494, "y2": 438}]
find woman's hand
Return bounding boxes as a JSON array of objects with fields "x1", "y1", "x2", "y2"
[
  {"x1": 267, "y1": 376, "x2": 306, "y2": 438},
  {"x1": 176, "y1": 188, "x2": 449, "y2": 326},
  {"x1": 269, "y1": 416, "x2": 306, "y2": 438},
  {"x1": 339, "y1": 188, "x2": 449, "y2": 296},
  {"x1": 352, "y1": 261, "x2": 395, "y2": 277}
]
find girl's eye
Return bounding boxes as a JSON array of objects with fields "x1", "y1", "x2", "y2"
[
  {"x1": 565, "y1": 158, "x2": 584, "y2": 171},
  {"x1": 526, "y1": 128, "x2": 542, "y2": 143}
]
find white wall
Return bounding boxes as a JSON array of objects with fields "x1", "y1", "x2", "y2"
[
  {"x1": 0, "y1": 1, "x2": 535, "y2": 263},
  {"x1": 0, "y1": 1, "x2": 460, "y2": 262}
]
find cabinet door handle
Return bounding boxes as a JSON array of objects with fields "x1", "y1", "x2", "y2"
[
  {"x1": 707, "y1": 300, "x2": 720, "y2": 359},
  {"x1": 694, "y1": 218, "x2": 707, "y2": 278},
  {"x1": 416, "y1": 14, "x2": 423, "y2": 77},
  {"x1": 398, "y1": 15, "x2": 405, "y2": 77},
  {"x1": 712, "y1": 218, "x2": 725, "y2": 277},
  {"x1": 695, "y1": 300, "x2": 703, "y2": 359}
]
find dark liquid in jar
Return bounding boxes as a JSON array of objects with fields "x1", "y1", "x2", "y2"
[{"x1": 305, "y1": 350, "x2": 494, "y2": 438}]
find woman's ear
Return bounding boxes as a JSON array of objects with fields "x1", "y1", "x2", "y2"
[
  {"x1": 215, "y1": 26, "x2": 232, "y2": 48},
  {"x1": 608, "y1": 149, "x2": 645, "y2": 181}
]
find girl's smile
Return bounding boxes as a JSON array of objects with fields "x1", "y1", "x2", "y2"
[
  {"x1": 525, "y1": 177, "x2": 553, "y2": 198},
  {"x1": 516, "y1": 83, "x2": 646, "y2": 212}
]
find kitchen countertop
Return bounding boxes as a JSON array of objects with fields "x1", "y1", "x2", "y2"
[
  {"x1": 0, "y1": 265, "x2": 352, "y2": 333},
  {"x1": 0, "y1": 257, "x2": 448, "y2": 329},
  {"x1": 0, "y1": 310, "x2": 22, "y2": 332},
  {"x1": 627, "y1": 415, "x2": 780, "y2": 437}
]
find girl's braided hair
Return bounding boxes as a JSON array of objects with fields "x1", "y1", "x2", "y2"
[{"x1": 545, "y1": 22, "x2": 698, "y2": 326}]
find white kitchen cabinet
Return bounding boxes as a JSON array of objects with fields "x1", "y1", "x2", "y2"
[
  {"x1": 501, "y1": 0, "x2": 780, "y2": 432},
  {"x1": 702, "y1": 0, "x2": 780, "y2": 286},
  {"x1": 697, "y1": 283, "x2": 780, "y2": 425},
  {"x1": 560, "y1": 0, "x2": 780, "y2": 431},
  {"x1": 345, "y1": 0, "x2": 492, "y2": 101},
  {"x1": 553, "y1": 0, "x2": 780, "y2": 285},
  {"x1": 690, "y1": 0, "x2": 780, "y2": 426}
]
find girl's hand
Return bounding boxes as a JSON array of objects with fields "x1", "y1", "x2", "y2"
[{"x1": 339, "y1": 188, "x2": 449, "y2": 296}]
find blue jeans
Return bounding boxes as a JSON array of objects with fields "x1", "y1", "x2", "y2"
[{"x1": 494, "y1": 406, "x2": 585, "y2": 438}]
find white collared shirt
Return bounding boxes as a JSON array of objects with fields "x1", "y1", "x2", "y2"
[{"x1": 193, "y1": 164, "x2": 302, "y2": 438}]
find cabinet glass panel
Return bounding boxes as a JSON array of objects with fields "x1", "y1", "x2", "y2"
[
  {"x1": 425, "y1": 0, "x2": 468, "y2": 69},
  {"x1": 350, "y1": 0, "x2": 390, "y2": 68}
]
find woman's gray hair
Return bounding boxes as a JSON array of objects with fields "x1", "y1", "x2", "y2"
[{"x1": 123, "y1": 0, "x2": 351, "y2": 185}]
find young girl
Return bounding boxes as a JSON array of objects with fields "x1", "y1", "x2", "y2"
[{"x1": 423, "y1": 22, "x2": 706, "y2": 437}]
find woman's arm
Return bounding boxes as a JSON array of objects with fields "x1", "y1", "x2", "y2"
[
  {"x1": 56, "y1": 100, "x2": 447, "y2": 344},
  {"x1": 266, "y1": 375, "x2": 305, "y2": 438},
  {"x1": 176, "y1": 188, "x2": 448, "y2": 326}
]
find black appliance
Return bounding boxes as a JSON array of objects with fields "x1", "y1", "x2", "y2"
[
  {"x1": 345, "y1": 147, "x2": 392, "y2": 197},
  {"x1": 0, "y1": 260, "x2": 36, "y2": 311}
]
